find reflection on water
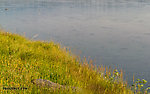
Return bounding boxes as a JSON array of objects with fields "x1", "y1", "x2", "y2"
[{"x1": 1, "y1": 0, "x2": 150, "y2": 85}]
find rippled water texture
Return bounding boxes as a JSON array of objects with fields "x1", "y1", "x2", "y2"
[{"x1": 0, "y1": 0, "x2": 150, "y2": 84}]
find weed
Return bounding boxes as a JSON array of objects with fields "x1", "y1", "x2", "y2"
[{"x1": 0, "y1": 30, "x2": 135, "y2": 94}]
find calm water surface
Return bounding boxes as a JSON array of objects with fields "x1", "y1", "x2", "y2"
[{"x1": 0, "y1": 0, "x2": 150, "y2": 85}]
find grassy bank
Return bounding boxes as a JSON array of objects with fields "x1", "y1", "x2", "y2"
[{"x1": 0, "y1": 30, "x2": 133, "y2": 94}]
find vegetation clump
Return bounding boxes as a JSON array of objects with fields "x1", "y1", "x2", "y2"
[{"x1": 0, "y1": 30, "x2": 134, "y2": 94}]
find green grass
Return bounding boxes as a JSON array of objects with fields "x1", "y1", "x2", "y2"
[{"x1": 0, "y1": 30, "x2": 133, "y2": 94}]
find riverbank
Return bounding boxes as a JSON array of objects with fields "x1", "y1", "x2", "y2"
[{"x1": 0, "y1": 30, "x2": 132, "y2": 94}]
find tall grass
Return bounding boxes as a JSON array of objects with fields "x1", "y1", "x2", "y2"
[{"x1": 0, "y1": 30, "x2": 133, "y2": 94}]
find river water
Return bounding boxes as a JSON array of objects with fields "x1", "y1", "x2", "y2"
[{"x1": 0, "y1": 0, "x2": 150, "y2": 85}]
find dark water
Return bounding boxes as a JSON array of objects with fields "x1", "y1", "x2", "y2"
[{"x1": 0, "y1": 0, "x2": 150, "y2": 85}]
